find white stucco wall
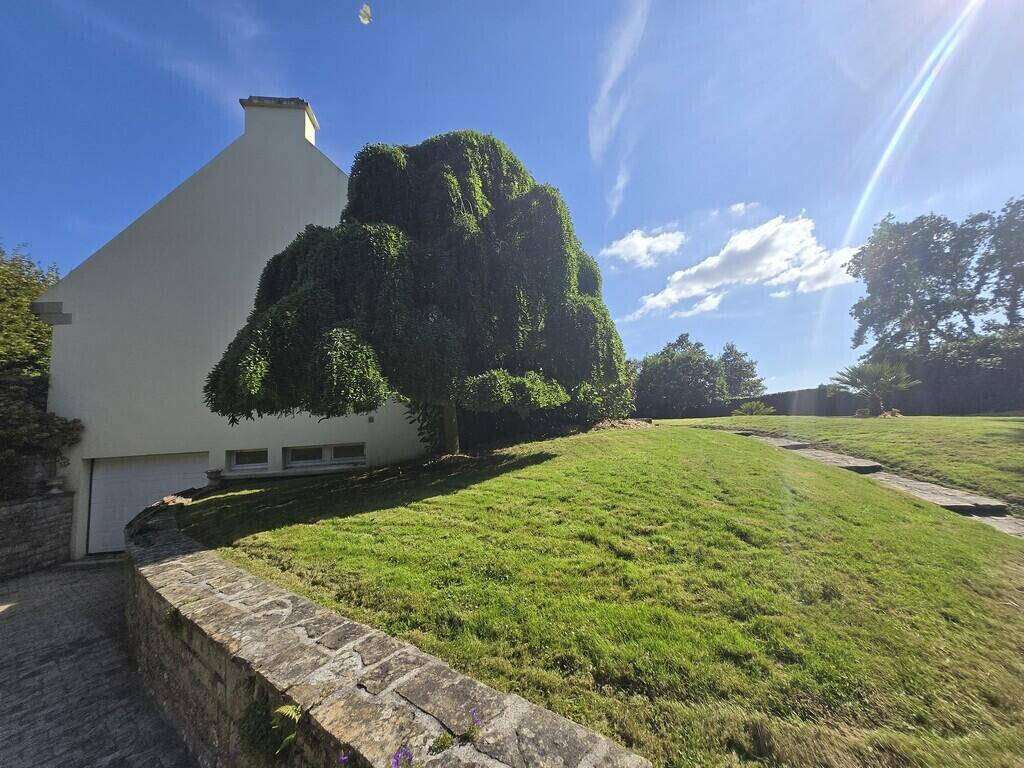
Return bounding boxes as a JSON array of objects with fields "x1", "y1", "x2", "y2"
[{"x1": 40, "y1": 100, "x2": 426, "y2": 558}]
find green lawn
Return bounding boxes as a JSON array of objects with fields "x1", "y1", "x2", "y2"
[
  {"x1": 178, "y1": 427, "x2": 1024, "y2": 768},
  {"x1": 681, "y1": 415, "x2": 1024, "y2": 513}
]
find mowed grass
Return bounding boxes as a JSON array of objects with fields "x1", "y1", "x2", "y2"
[
  {"x1": 682, "y1": 415, "x2": 1024, "y2": 513},
  {"x1": 178, "y1": 427, "x2": 1024, "y2": 767}
]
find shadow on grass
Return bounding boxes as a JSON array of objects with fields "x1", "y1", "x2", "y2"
[{"x1": 177, "y1": 450, "x2": 556, "y2": 548}]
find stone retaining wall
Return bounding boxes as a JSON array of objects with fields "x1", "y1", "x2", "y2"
[
  {"x1": 0, "y1": 492, "x2": 73, "y2": 580},
  {"x1": 125, "y1": 500, "x2": 650, "y2": 768}
]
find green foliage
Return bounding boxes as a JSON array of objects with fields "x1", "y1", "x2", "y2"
[
  {"x1": 0, "y1": 243, "x2": 58, "y2": 376},
  {"x1": 731, "y1": 400, "x2": 776, "y2": 416},
  {"x1": 205, "y1": 132, "x2": 628, "y2": 447},
  {"x1": 983, "y1": 197, "x2": 1024, "y2": 325},
  {"x1": 458, "y1": 370, "x2": 568, "y2": 416},
  {"x1": 272, "y1": 704, "x2": 300, "y2": 755},
  {"x1": 719, "y1": 342, "x2": 765, "y2": 398},
  {"x1": 634, "y1": 334, "x2": 727, "y2": 418},
  {"x1": 829, "y1": 361, "x2": 921, "y2": 415},
  {"x1": 0, "y1": 244, "x2": 82, "y2": 500},
  {"x1": 163, "y1": 606, "x2": 184, "y2": 633},
  {"x1": 179, "y1": 426, "x2": 1024, "y2": 768},
  {"x1": 848, "y1": 197, "x2": 1024, "y2": 356},
  {"x1": 428, "y1": 733, "x2": 453, "y2": 755},
  {"x1": 239, "y1": 695, "x2": 300, "y2": 766}
]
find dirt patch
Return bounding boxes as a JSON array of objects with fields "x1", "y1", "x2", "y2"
[{"x1": 590, "y1": 418, "x2": 655, "y2": 431}]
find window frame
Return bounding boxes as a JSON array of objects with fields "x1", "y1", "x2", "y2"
[
  {"x1": 281, "y1": 443, "x2": 367, "y2": 469},
  {"x1": 229, "y1": 448, "x2": 269, "y2": 471}
]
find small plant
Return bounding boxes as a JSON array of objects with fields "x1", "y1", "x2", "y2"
[
  {"x1": 163, "y1": 606, "x2": 184, "y2": 633},
  {"x1": 239, "y1": 695, "x2": 300, "y2": 766},
  {"x1": 829, "y1": 360, "x2": 920, "y2": 415},
  {"x1": 854, "y1": 408, "x2": 871, "y2": 418},
  {"x1": 391, "y1": 746, "x2": 417, "y2": 768},
  {"x1": 273, "y1": 704, "x2": 301, "y2": 755},
  {"x1": 428, "y1": 733, "x2": 454, "y2": 755},
  {"x1": 463, "y1": 708, "x2": 483, "y2": 744},
  {"x1": 731, "y1": 401, "x2": 776, "y2": 416}
]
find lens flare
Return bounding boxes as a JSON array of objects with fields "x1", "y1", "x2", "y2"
[{"x1": 841, "y1": 0, "x2": 985, "y2": 248}]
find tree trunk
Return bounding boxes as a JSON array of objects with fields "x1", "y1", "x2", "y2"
[
  {"x1": 870, "y1": 395, "x2": 883, "y2": 416},
  {"x1": 442, "y1": 400, "x2": 460, "y2": 455}
]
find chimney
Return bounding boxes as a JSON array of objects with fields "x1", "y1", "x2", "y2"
[{"x1": 239, "y1": 96, "x2": 320, "y2": 146}]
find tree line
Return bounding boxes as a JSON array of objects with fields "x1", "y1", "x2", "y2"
[{"x1": 845, "y1": 196, "x2": 1023, "y2": 415}]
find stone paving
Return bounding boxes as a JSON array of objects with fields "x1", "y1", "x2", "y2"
[
  {"x1": 720, "y1": 428, "x2": 1019, "y2": 537},
  {"x1": 788, "y1": 447, "x2": 884, "y2": 474},
  {"x1": 0, "y1": 562, "x2": 195, "y2": 768}
]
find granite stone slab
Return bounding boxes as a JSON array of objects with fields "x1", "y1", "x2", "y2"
[{"x1": 789, "y1": 448, "x2": 883, "y2": 473}]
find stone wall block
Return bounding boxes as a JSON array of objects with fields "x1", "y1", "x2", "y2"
[{"x1": 125, "y1": 502, "x2": 651, "y2": 768}]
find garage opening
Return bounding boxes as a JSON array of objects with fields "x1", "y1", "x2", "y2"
[{"x1": 88, "y1": 452, "x2": 209, "y2": 554}]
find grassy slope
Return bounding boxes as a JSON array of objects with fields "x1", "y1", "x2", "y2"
[
  {"x1": 178, "y1": 428, "x2": 1024, "y2": 768},
  {"x1": 681, "y1": 416, "x2": 1024, "y2": 513}
]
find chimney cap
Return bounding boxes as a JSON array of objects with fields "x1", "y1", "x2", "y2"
[{"x1": 239, "y1": 96, "x2": 320, "y2": 131}]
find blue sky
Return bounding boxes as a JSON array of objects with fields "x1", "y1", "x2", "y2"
[{"x1": 2, "y1": 0, "x2": 1021, "y2": 390}]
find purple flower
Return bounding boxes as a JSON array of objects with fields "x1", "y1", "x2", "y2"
[
  {"x1": 470, "y1": 708, "x2": 482, "y2": 726},
  {"x1": 391, "y1": 746, "x2": 414, "y2": 768},
  {"x1": 339, "y1": 755, "x2": 350, "y2": 764}
]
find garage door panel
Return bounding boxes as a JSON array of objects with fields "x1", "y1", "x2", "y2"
[{"x1": 88, "y1": 452, "x2": 208, "y2": 554}]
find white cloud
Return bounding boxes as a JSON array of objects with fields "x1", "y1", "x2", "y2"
[
  {"x1": 588, "y1": 0, "x2": 650, "y2": 163},
  {"x1": 671, "y1": 292, "x2": 724, "y2": 318},
  {"x1": 599, "y1": 225, "x2": 687, "y2": 269},
  {"x1": 729, "y1": 201, "x2": 759, "y2": 216},
  {"x1": 607, "y1": 161, "x2": 630, "y2": 217},
  {"x1": 625, "y1": 216, "x2": 856, "y2": 320},
  {"x1": 769, "y1": 290, "x2": 791, "y2": 299}
]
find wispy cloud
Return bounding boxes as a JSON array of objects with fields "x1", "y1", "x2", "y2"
[
  {"x1": 51, "y1": 0, "x2": 280, "y2": 116},
  {"x1": 671, "y1": 292, "x2": 724, "y2": 318},
  {"x1": 729, "y1": 201, "x2": 759, "y2": 216},
  {"x1": 599, "y1": 224, "x2": 686, "y2": 269},
  {"x1": 624, "y1": 215, "x2": 856, "y2": 320},
  {"x1": 607, "y1": 160, "x2": 631, "y2": 218},
  {"x1": 769, "y1": 289, "x2": 791, "y2": 299},
  {"x1": 589, "y1": 0, "x2": 650, "y2": 163}
]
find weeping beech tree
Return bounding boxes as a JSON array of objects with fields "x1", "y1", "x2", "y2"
[{"x1": 204, "y1": 131, "x2": 629, "y2": 453}]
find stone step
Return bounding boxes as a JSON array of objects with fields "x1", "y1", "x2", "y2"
[
  {"x1": 789, "y1": 448, "x2": 883, "y2": 474},
  {"x1": 969, "y1": 515, "x2": 1024, "y2": 538},
  {"x1": 749, "y1": 435, "x2": 812, "y2": 450},
  {"x1": 870, "y1": 472, "x2": 1008, "y2": 514}
]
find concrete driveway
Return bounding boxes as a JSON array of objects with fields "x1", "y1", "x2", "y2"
[{"x1": 0, "y1": 561, "x2": 194, "y2": 768}]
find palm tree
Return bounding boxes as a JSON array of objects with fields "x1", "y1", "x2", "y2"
[{"x1": 829, "y1": 361, "x2": 921, "y2": 415}]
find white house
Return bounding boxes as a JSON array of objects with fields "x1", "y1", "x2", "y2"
[{"x1": 33, "y1": 97, "x2": 426, "y2": 558}]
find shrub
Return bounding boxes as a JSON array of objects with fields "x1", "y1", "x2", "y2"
[
  {"x1": 635, "y1": 334, "x2": 728, "y2": 418},
  {"x1": 1, "y1": 244, "x2": 81, "y2": 500},
  {"x1": 731, "y1": 401, "x2": 776, "y2": 416}
]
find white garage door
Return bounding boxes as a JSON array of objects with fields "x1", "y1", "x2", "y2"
[{"x1": 88, "y1": 452, "x2": 209, "y2": 554}]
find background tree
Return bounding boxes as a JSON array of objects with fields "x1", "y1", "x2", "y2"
[
  {"x1": 984, "y1": 196, "x2": 1024, "y2": 325},
  {"x1": 829, "y1": 361, "x2": 920, "y2": 416},
  {"x1": 0, "y1": 244, "x2": 82, "y2": 498},
  {"x1": 204, "y1": 132, "x2": 629, "y2": 453},
  {"x1": 634, "y1": 334, "x2": 727, "y2": 418},
  {"x1": 847, "y1": 213, "x2": 987, "y2": 355},
  {"x1": 718, "y1": 342, "x2": 765, "y2": 398}
]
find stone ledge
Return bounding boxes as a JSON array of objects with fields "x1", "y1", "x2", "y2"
[{"x1": 125, "y1": 500, "x2": 651, "y2": 768}]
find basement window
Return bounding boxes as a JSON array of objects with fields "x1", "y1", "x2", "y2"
[
  {"x1": 282, "y1": 443, "x2": 366, "y2": 469},
  {"x1": 332, "y1": 444, "x2": 365, "y2": 462},
  {"x1": 230, "y1": 449, "x2": 268, "y2": 470},
  {"x1": 284, "y1": 446, "x2": 326, "y2": 467}
]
